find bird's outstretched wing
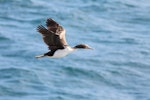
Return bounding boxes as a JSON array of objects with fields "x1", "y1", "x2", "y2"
[
  {"x1": 46, "y1": 18, "x2": 68, "y2": 46},
  {"x1": 37, "y1": 18, "x2": 68, "y2": 50}
]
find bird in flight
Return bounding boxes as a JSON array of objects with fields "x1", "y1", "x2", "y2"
[{"x1": 35, "y1": 18, "x2": 92, "y2": 58}]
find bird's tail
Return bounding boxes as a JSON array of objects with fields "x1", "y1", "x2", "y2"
[{"x1": 35, "y1": 54, "x2": 45, "y2": 58}]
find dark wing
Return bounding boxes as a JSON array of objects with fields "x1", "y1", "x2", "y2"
[
  {"x1": 46, "y1": 18, "x2": 59, "y2": 30},
  {"x1": 46, "y1": 18, "x2": 68, "y2": 46},
  {"x1": 37, "y1": 25, "x2": 64, "y2": 50}
]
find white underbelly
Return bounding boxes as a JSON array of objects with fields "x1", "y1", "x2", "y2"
[{"x1": 50, "y1": 47, "x2": 74, "y2": 58}]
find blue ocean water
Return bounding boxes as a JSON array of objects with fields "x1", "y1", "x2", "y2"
[{"x1": 0, "y1": 0, "x2": 150, "y2": 100}]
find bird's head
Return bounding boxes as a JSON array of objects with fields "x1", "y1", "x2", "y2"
[{"x1": 74, "y1": 44, "x2": 93, "y2": 50}]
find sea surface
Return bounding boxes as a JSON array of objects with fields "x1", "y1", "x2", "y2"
[{"x1": 0, "y1": 0, "x2": 150, "y2": 100}]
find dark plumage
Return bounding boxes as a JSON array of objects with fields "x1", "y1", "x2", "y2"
[{"x1": 35, "y1": 18, "x2": 92, "y2": 58}]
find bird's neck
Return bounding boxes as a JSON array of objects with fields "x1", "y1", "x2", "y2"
[{"x1": 65, "y1": 46, "x2": 76, "y2": 51}]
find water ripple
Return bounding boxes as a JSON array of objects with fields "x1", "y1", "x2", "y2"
[{"x1": 0, "y1": 0, "x2": 150, "y2": 100}]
